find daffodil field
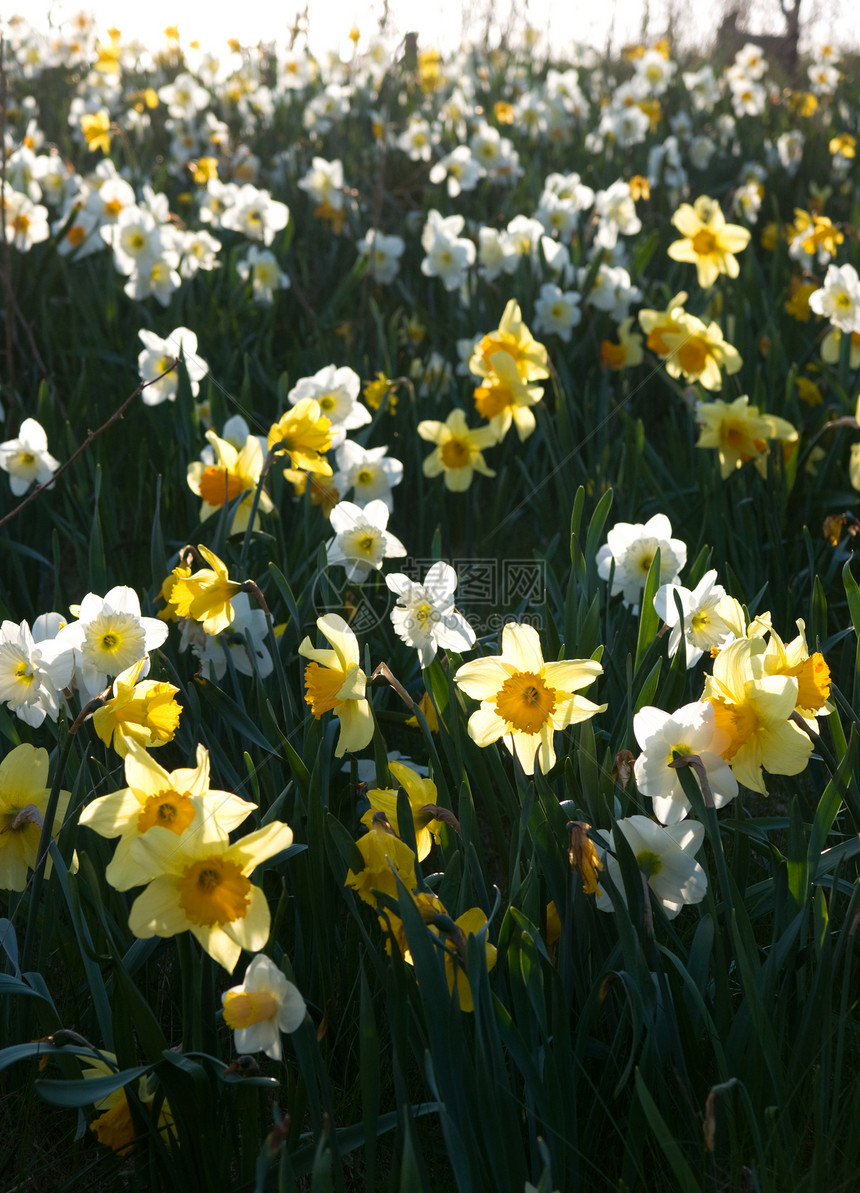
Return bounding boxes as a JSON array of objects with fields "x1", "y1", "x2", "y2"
[{"x1": 3, "y1": 13, "x2": 860, "y2": 1191}]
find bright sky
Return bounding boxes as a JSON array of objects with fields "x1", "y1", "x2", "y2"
[{"x1": 25, "y1": 0, "x2": 854, "y2": 58}]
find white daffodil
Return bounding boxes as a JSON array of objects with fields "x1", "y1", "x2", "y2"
[
  {"x1": 596, "y1": 815, "x2": 708, "y2": 919},
  {"x1": 222, "y1": 954, "x2": 306, "y2": 1060},
  {"x1": 53, "y1": 585, "x2": 169, "y2": 702},
  {"x1": 385, "y1": 561, "x2": 475, "y2": 669},
  {"x1": 633, "y1": 701, "x2": 738, "y2": 824},
  {"x1": 326, "y1": 499, "x2": 407, "y2": 582},
  {"x1": 653, "y1": 569, "x2": 736, "y2": 667},
  {"x1": 0, "y1": 418, "x2": 60, "y2": 495},
  {"x1": 596, "y1": 514, "x2": 687, "y2": 611}
]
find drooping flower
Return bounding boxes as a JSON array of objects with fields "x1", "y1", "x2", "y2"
[
  {"x1": 417, "y1": 408, "x2": 498, "y2": 491},
  {"x1": 82, "y1": 1054, "x2": 173, "y2": 1155},
  {"x1": 633, "y1": 701, "x2": 738, "y2": 824},
  {"x1": 667, "y1": 195, "x2": 751, "y2": 289},
  {"x1": 344, "y1": 818, "x2": 418, "y2": 906},
  {"x1": 166, "y1": 546, "x2": 245, "y2": 636},
  {"x1": 441, "y1": 907, "x2": 497, "y2": 1013},
  {"x1": 298, "y1": 614, "x2": 374, "y2": 757},
  {"x1": 79, "y1": 740, "x2": 255, "y2": 890},
  {"x1": 222, "y1": 954, "x2": 306, "y2": 1060},
  {"x1": 91, "y1": 657, "x2": 182, "y2": 756},
  {"x1": 127, "y1": 817, "x2": 294, "y2": 972},
  {"x1": 596, "y1": 514, "x2": 687, "y2": 611},
  {"x1": 702, "y1": 636, "x2": 814, "y2": 793},
  {"x1": 595, "y1": 815, "x2": 708, "y2": 919},
  {"x1": 360, "y1": 761, "x2": 444, "y2": 861},
  {"x1": 0, "y1": 743, "x2": 71, "y2": 891},
  {"x1": 267, "y1": 398, "x2": 335, "y2": 480},
  {"x1": 453, "y1": 621, "x2": 606, "y2": 775},
  {"x1": 385, "y1": 561, "x2": 475, "y2": 668}
]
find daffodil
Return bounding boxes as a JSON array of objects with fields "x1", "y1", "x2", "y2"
[
  {"x1": 267, "y1": 397, "x2": 334, "y2": 480},
  {"x1": 360, "y1": 761, "x2": 444, "y2": 861},
  {"x1": 53, "y1": 586, "x2": 169, "y2": 702},
  {"x1": 695, "y1": 395, "x2": 798, "y2": 479},
  {"x1": 83, "y1": 1054, "x2": 173, "y2": 1154},
  {"x1": 325, "y1": 499, "x2": 407, "y2": 581},
  {"x1": 596, "y1": 815, "x2": 708, "y2": 919},
  {"x1": 417, "y1": 408, "x2": 498, "y2": 490},
  {"x1": 702, "y1": 636, "x2": 813, "y2": 793},
  {"x1": 91, "y1": 658, "x2": 181, "y2": 756},
  {"x1": 600, "y1": 317, "x2": 644, "y2": 371},
  {"x1": 660, "y1": 312, "x2": 742, "y2": 390},
  {"x1": 667, "y1": 196, "x2": 751, "y2": 289},
  {"x1": 453, "y1": 621, "x2": 606, "y2": 775},
  {"x1": 80, "y1": 110, "x2": 111, "y2": 154},
  {"x1": 468, "y1": 299, "x2": 549, "y2": 384},
  {"x1": 0, "y1": 417, "x2": 60, "y2": 495},
  {"x1": 167, "y1": 546, "x2": 245, "y2": 635},
  {"x1": 222, "y1": 954, "x2": 306, "y2": 1060},
  {"x1": 344, "y1": 819, "x2": 418, "y2": 906},
  {"x1": 187, "y1": 428, "x2": 273, "y2": 534},
  {"x1": 653, "y1": 570, "x2": 737, "y2": 666},
  {"x1": 633, "y1": 701, "x2": 738, "y2": 824},
  {"x1": 757, "y1": 620, "x2": 831, "y2": 721},
  {"x1": 472, "y1": 350, "x2": 545, "y2": 442},
  {"x1": 441, "y1": 907, "x2": 497, "y2": 1012},
  {"x1": 298, "y1": 614, "x2": 374, "y2": 757},
  {"x1": 0, "y1": 743, "x2": 71, "y2": 891},
  {"x1": 79, "y1": 740, "x2": 255, "y2": 891},
  {"x1": 127, "y1": 817, "x2": 294, "y2": 972}
]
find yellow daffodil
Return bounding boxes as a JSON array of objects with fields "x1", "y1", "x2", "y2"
[
  {"x1": 187, "y1": 429, "x2": 273, "y2": 534},
  {"x1": 83, "y1": 1054, "x2": 173, "y2": 1154},
  {"x1": 661, "y1": 312, "x2": 742, "y2": 391},
  {"x1": 79, "y1": 740, "x2": 255, "y2": 891},
  {"x1": 267, "y1": 398, "x2": 334, "y2": 480},
  {"x1": 453, "y1": 621, "x2": 606, "y2": 776},
  {"x1": 127, "y1": 816, "x2": 293, "y2": 972},
  {"x1": 702, "y1": 636, "x2": 813, "y2": 793},
  {"x1": 600, "y1": 317, "x2": 644, "y2": 371},
  {"x1": 468, "y1": 299, "x2": 549, "y2": 385},
  {"x1": 667, "y1": 196, "x2": 751, "y2": 289},
  {"x1": 441, "y1": 907, "x2": 497, "y2": 1013},
  {"x1": 754, "y1": 620, "x2": 831, "y2": 721},
  {"x1": 378, "y1": 890, "x2": 447, "y2": 964},
  {"x1": 785, "y1": 279, "x2": 819, "y2": 322},
  {"x1": 167, "y1": 545, "x2": 245, "y2": 635},
  {"x1": 80, "y1": 110, "x2": 111, "y2": 153},
  {"x1": 472, "y1": 350, "x2": 545, "y2": 442},
  {"x1": 0, "y1": 744, "x2": 70, "y2": 891},
  {"x1": 92, "y1": 658, "x2": 182, "y2": 756},
  {"x1": 638, "y1": 291, "x2": 688, "y2": 356},
  {"x1": 417, "y1": 407, "x2": 498, "y2": 490},
  {"x1": 696, "y1": 395, "x2": 797, "y2": 478},
  {"x1": 298, "y1": 614, "x2": 374, "y2": 757},
  {"x1": 360, "y1": 762, "x2": 443, "y2": 861},
  {"x1": 344, "y1": 819, "x2": 418, "y2": 907},
  {"x1": 789, "y1": 209, "x2": 844, "y2": 260}
]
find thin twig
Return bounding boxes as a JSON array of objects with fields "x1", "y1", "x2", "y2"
[{"x1": 0, "y1": 359, "x2": 179, "y2": 531}]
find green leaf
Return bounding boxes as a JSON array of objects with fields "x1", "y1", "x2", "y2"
[{"x1": 36, "y1": 1065, "x2": 151, "y2": 1108}]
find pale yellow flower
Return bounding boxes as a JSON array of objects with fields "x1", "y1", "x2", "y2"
[
  {"x1": 696, "y1": 395, "x2": 797, "y2": 478},
  {"x1": 417, "y1": 408, "x2": 498, "y2": 490},
  {"x1": 667, "y1": 196, "x2": 750, "y2": 289}
]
